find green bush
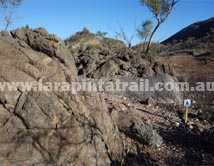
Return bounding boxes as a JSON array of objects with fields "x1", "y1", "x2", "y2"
[
  {"x1": 185, "y1": 36, "x2": 196, "y2": 49},
  {"x1": 203, "y1": 59, "x2": 211, "y2": 65},
  {"x1": 66, "y1": 27, "x2": 95, "y2": 43},
  {"x1": 70, "y1": 47, "x2": 80, "y2": 54},
  {"x1": 95, "y1": 31, "x2": 108, "y2": 39},
  {"x1": 86, "y1": 43, "x2": 103, "y2": 50},
  {"x1": 197, "y1": 105, "x2": 214, "y2": 123},
  {"x1": 103, "y1": 38, "x2": 119, "y2": 45},
  {"x1": 148, "y1": 50, "x2": 158, "y2": 57},
  {"x1": 76, "y1": 27, "x2": 95, "y2": 39}
]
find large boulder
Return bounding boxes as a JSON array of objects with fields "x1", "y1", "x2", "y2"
[
  {"x1": 11, "y1": 27, "x2": 77, "y2": 75},
  {"x1": 112, "y1": 110, "x2": 163, "y2": 147},
  {"x1": 0, "y1": 27, "x2": 123, "y2": 166}
]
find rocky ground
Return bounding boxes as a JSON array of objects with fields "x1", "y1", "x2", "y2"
[
  {"x1": 0, "y1": 27, "x2": 213, "y2": 166},
  {"x1": 103, "y1": 94, "x2": 214, "y2": 165}
]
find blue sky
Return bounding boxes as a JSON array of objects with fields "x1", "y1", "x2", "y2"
[{"x1": 1, "y1": 0, "x2": 214, "y2": 45}]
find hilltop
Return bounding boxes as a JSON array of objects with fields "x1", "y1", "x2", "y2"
[{"x1": 162, "y1": 17, "x2": 214, "y2": 44}]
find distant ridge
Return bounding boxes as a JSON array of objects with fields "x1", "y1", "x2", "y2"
[{"x1": 162, "y1": 17, "x2": 214, "y2": 44}]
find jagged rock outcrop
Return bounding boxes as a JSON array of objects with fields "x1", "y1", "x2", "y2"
[
  {"x1": 0, "y1": 27, "x2": 123, "y2": 166},
  {"x1": 65, "y1": 29, "x2": 175, "y2": 79},
  {"x1": 77, "y1": 49, "x2": 175, "y2": 78}
]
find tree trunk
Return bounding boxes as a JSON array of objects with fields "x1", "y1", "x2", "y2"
[{"x1": 145, "y1": 22, "x2": 161, "y2": 54}]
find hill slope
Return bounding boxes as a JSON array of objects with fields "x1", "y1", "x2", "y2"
[{"x1": 162, "y1": 17, "x2": 214, "y2": 43}]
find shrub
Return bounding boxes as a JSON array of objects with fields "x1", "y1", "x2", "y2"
[
  {"x1": 65, "y1": 27, "x2": 95, "y2": 43},
  {"x1": 203, "y1": 59, "x2": 211, "y2": 65},
  {"x1": 70, "y1": 47, "x2": 80, "y2": 54},
  {"x1": 197, "y1": 105, "x2": 214, "y2": 123},
  {"x1": 141, "y1": 124, "x2": 163, "y2": 147},
  {"x1": 185, "y1": 36, "x2": 196, "y2": 49},
  {"x1": 103, "y1": 38, "x2": 122, "y2": 46},
  {"x1": 148, "y1": 50, "x2": 158, "y2": 57},
  {"x1": 86, "y1": 43, "x2": 103, "y2": 50},
  {"x1": 95, "y1": 31, "x2": 108, "y2": 39}
]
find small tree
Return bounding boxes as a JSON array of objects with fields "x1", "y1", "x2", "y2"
[
  {"x1": 0, "y1": 0, "x2": 22, "y2": 31},
  {"x1": 137, "y1": 19, "x2": 153, "y2": 52},
  {"x1": 95, "y1": 31, "x2": 108, "y2": 39},
  {"x1": 140, "y1": 0, "x2": 179, "y2": 54}
]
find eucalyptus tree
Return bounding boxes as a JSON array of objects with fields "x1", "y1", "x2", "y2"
[{"x1": 140, "y1": 0, "x2": 180, "y2": 54}]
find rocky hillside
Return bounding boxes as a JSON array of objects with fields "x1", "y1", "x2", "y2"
[
  {"x1": 162, "y1": 17, "x2": 214, "y2": 44},
  {"x1": 0, "y1": 26, "x2": 213, "y2": 165},
  {"x1": 65, "y1": 28, "x2": 175, "y2": 79},
  {"x1": 0, "y1": 27, "x2": 183, "y2": 165}
]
